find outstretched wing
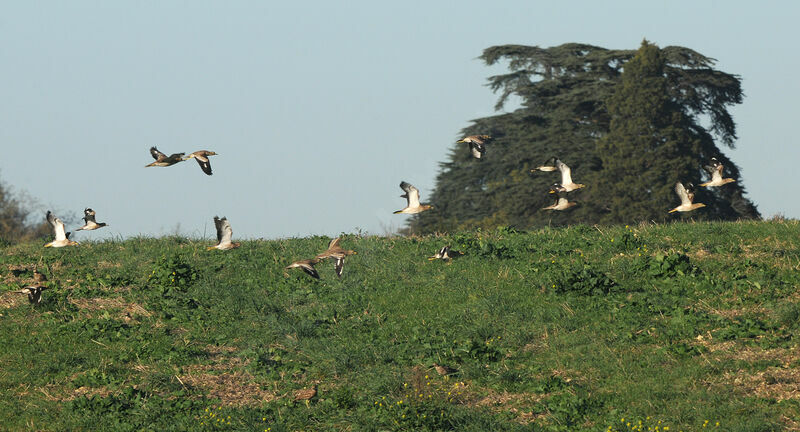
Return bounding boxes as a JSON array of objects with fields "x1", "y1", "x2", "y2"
[
  {"x1": 301, "y1": 262, "x2": 320, "y2": 279},
  {"x1": 46, "y1": 211, "x2": 67, "y2": 241},
  {"x1": 194, "y1": 157, "x2": 212, "y2": 175},
  {"x1": 556, "y1": 159, "x2": 573, "y2": 185},
  {"x1": 399, "y1": 181, "x2": 421, "y2": 207},
  {"x1": 675, "y1": 182, "x2": 692, "y2": 206},
  {"x1": 213, "y1": 216, "x2": 224, "y2": 243},
  {"x1": 150, "y1": 147, "x2": 166, "y2": 161},
  {"x1": 334, "y1": 257, "x2": 344, "y2": 277},
  {"x1": 83, "y1": 208, "x2": 97, "y2": 224}
]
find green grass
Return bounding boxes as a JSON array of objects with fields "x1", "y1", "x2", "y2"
[{"x1": 1, "y1": 220, "x2": 798, "y2": 431}]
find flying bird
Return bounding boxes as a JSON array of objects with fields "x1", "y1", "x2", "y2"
[
  {"x1": 16, "y1": 286, "x2": 48, "y2": 305},
  {"x1": 457, "y1": 135, "x2": 491, "y2": 159},
  {"x1": 531, "y1": 156, "x2": 559, "y2": 172},
  {"x1": 669, "y1": 182, "x2": 706, "y2": 213},
  {"x1": 75, "y1": 208, "x2": 107, "y2": 231},
  {"x1": 554, "y1": 159, "x2": 585, "y2": 192},
  {"x1": 184, "y1": 150, "x2": 218, "y2": 176},
  {"x1": 542, "y1": 192, "x2": 577, "y2": 211},
  {"x1": 207, "y1": 216, "x2": 241, "y2": 250},
  {"x1": 394, "y1": 181, "x2": 433, "y2": 214},
  {"x1": 285, "y1": 258, "x2": 321, "y2": 279},
  {"x1": 700, "y1": 157, "x2": 735, "y2": 187},
  {"x1": 428, "y1": 245, "x2": 462, "y2": 261},
  {"x1": 145, "y1": 147, "x2": 185, "y2": 167},
  {"x1": 315, "y1": 237, "x2": 356, "y2": 277},
  {"x1": 44, "y1": 211, "x2": 78, "y2": 248}
]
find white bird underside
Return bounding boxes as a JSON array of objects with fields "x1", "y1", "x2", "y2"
[
  {"x1": 394, "y1": 181, "x2": 432, "y2": 214},
  {"x1": 542, "y1": 196, "x2": 576, "y2": 211},
  {"x1": 700, "y1": 161, "x2": 735, "y2": 187},
  {"x1": 670, "y1": 182, "x2": 705, "y2": 213},
  {"x1": 556, "y1": 159, "x2": 585, "y2": 191},
  {"x1": 45, "y1": 211, "x2": 77, "y2": 247},
  {"x1": 209, "y1": 216, "x2": 240, "y2": 250}
]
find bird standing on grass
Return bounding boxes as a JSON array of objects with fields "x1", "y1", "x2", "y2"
[
  {"x1": 700, "y1": 157, "x2": 735, "y2": 187},
  {"x1": 293, "y1": 384, "x2": 318, "y2": 407},
  {"x1": 75, "y1": 208, "x2": 107, "y2": 231},
  {"x1": 44, "y1": 211, "x2": 78, "y2": 248},
  {"x1": 145, "y1": 147, "x2": 185, "y2": 167},
  {"x1": 394, "y1": 182, "x2": 433, "y2": 214},
  {"x1": 669, "y1": 182, "x2": 705, "y2": 213},
  {"x1": 457, "y1": 135, "x2": 491, "y2": 159},
  {"x1": 207, "y1": 216, "x2": 241, "y2": 250},
  {"x1": 184, "y1": 150, "x2": 218, "y2": 176}
]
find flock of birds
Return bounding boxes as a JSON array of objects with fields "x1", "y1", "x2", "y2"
[{"x1": 17, "y1": 140, "x2": 737, "y2": 302}]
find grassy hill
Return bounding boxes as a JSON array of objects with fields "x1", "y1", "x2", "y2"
[{"x1": 1, "y1": 220, "x2": 798, "y2": 431}]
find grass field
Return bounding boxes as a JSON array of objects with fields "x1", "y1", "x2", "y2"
[{"x1": 1, "y1": 220, "x2": 799, "y2": 431}]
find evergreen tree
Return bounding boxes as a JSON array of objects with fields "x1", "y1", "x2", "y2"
[{"x1": 409, "y1": 41, "x2": 759, "y2": 234}]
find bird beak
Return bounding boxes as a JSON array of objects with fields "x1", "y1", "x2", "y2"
[{"x1": 549, "y1": 190, "x2": 556, "y2": 194}]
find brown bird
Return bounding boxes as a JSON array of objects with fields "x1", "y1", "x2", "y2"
[
  {"x1": 33, "y1": 268, "x2": 48, "y2": 284},
  {"x1": 315, "y1": 237, "x2": 357, "y2": 277},
  {"x1": 457, "y1": 135, "x2": 491, "y2": 159},
  {"x1": 542, "y1": 191, "x2": 577, "y2": 211},
  {"x1": 75, "y1": 208, "x2": 108, "y2": 231},
  {"x1": 700, "y1": 157, "x2": 735, "y2": 187},
  {"x1": 432, "y1": 363, "x2": 458, "y2": 376},
  {"x1": 184, "y1": 150, "x2": 218, "y2": 176},
  {"x1": 669, "y1": 182, "x2": 706, "y2": 213},
  {"x1": 394, "y1": 181, "x2": 433, "y2": 214},
  {"x1": 293, "y1": 384, "x2": 318, "y2": 407},
  {"x1": 44, "y1": 211, "x2": 78, "y2": 248},
  {"x1": 207, "y1": 216, "x2": 241, "y2": 250},
  {"x1": 145, "y1": 147, "x2": 185, "y2": 167},
  {"x1": 16, "y1": 286, "x2": 48, "y2": 305},
  {"x1": 285, "y1": 258, "x2": 321, "y2": 279},
  {"x1": 531, "y1": 156, "x2": 559, "y2": 172}
]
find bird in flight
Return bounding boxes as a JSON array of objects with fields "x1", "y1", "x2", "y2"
[
  {"x1": 394, "y1": 181, "x2": 433, "y2": 214},
  {"x1": 75, "y1": 208, "x2": 107, "y2": 231},
  {"x1": 184, "y1": 150, "x2": 218, "y2": 176},
  {"x1": 700, "y1": 157, "x2": 735, "y2": 187},
  {"x1": 285, "y1": 258, "x2": 321, "y2": 279},
  {"x1": 457, "y1": 135, "x2": 491, "y2": 159},
  {"x1": 669, "y1": 182, "x2": 706, "y2": 213},
  {"x1": 207, "y1": 216, "x2": 241, "y2": 250},
  {"x1": 315, "y1": 237, "x2": 356, "y2": 277},
  {"x1": 145, "y1": 147, "x2": 185, "y2": 167},
  {"x1": 531, "y1": 156, "x2": 559, "y2": 172},
  {"x1": 44, "y1": 211, "x2": 78, "y2": 248},
  {"x1": 542, "y1": 190, "x2": 576, "y2": 211}
]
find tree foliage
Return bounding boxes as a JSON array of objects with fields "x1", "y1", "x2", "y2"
[
  {"x1": 409, "y1": 41, "x2": 759, "y2": 233},
  {"x1": 0, "y1": 175, "x2": 50, "y2": 245}
]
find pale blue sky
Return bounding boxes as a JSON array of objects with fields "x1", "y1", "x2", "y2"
[{"x1": 1, "y1": 1, "x2": 797, "y2": 240}]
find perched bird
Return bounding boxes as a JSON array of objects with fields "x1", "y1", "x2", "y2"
[
  {"x1": 44, "y1": 211, "x2": 78, "y2": 248},
  {"x1": 394, "y1": 181, "x2": 433, "y2": 214},
  {"x1": 428, "y1": 245, "x2": 462, "y2": 261},
  {"x1": 293, "y1": 384, "x2": 318, "y2": 407},
  {"x1": 285, "y1": 259, "x2": 321, "y2": 279},
  {"x1": 669, "y1": 182, "x2": 706, "y2": 213},
  {"x1": 315, "y1": 237, "x2": 356, "y2": 277},
  {"x1": 16, "y1": 286, "x2": 48, "y2": 305},
  {"x1": 75, "y1": 208, "x2": 107, "y2": 231},
  {"x1": 700, "y1": 157, "x2": 735, "y2": 187},
  {"x1": 184, "y1": 150, "x2": 217, "y2": 176},
  {"x1": 145, "y1": 147, "x2": 185, "y2": 167},
  {"x1": 554, "y1": 159, "x2": 585, "y2": 192},
  {"x1": 542, "y1": 192, "x2": 577, "y2": 211},
  {"x1": 457, "y1": 135, "x2": 491, "y2": 159},
  {"x1": 207, "y1": 216, "x2": 241, "y2": 250},
  {"x1": 432, "y1": 363, "x2": 458, "y2": 376},
  {"x1": 531, "y1": 156, "x2": 559, "y2": 172}
]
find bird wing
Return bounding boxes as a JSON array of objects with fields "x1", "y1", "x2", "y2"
[
  {"x1": 557, "y1": 196, "x2": 569, "y2": 207},
  {"x1": 711, "y1": 164, "x2": 723, "y2": 182},
  {"x1": 167, "y1": 153, "x2": 186, "y2": 163},
  {"x1": 219, "y1": 218, "x2": 233, "y2": 244},
  {"x1": 301, "y1": 262, "x2": 320, "y2": 279},
  {"x1": 150, "y1": 147, "x2": 166, "y2": 161},
  {"x1": 328, "y1": 237, "x2": 341, "y2": 250},
  {"x1": 47, "y1": 211, "x2": 67, "y2": 241},
  {"x1": 470, "y1": 143, "x2": 484, "y2": 158},
  {"x1": 334, "y1": 257, "x2": 344, "y2": 277},
  {"x1": 556, "y1": 159, "x2": 573, "y2": 185},
  {"x1": 675, "y1": 182, "x2": 692, "y2": 206},
  {"x1": 213, "y1": 216, "x2": 224, "y2": 242},
  {"x1": 83, "y1": 208, "x2": 97, "y2": 224},
  {"x1": 399, "y1": 182, "x2": 421, "y2": 207},
  {"x1": 194, "y1": 157, "x2": 213, "y2": 175}
]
